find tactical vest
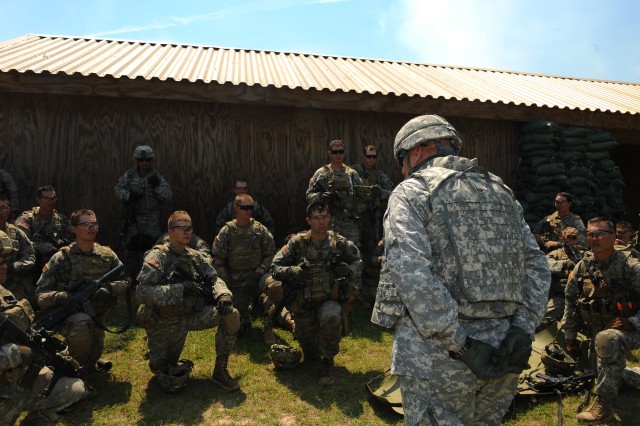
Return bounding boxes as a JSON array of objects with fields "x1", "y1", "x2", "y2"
[
  {"x1": 295, "y1": 231, "x2": 342, "y2": 302},
  {"x1": 60, "y1": 245, "x2": 115, "y2": 289},
  {"x1": 323, "y1": 165, "x2": 356, "y2": 212},
  {"x1": 414, "y1": 165, "x2": 527, "y2": 319},
  {"x1": 29, "y1": 207, "x2": 65, "y2": 235},
  {"x1": 575, "y1": 252, "x2": 640, "y2": 331},
  {"x1": 0, "y1": 285, "x2": 34, "y2": 331},
  {"x1": 152, "y1": 243, "x2": 203, "y2": 316},
  {"x1": 2, "y1": 224, "x2": 20, "y2": 264},
  {"x1": 225, "y1": 221, "x2": 264, "y2": 271}
]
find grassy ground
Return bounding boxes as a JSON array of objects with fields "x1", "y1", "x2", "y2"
[{"x1": 48, "y1": 304, "x2": 640, "y2": 426}]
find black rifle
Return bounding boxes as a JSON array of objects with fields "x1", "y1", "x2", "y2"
[
  {"x1": 32, "y1": 229, "x2": 73, "y2": 251},
  {"x1": 525, "y1": 372, "x2": 595, "y2": 394},
  {"x1": 311, "y1": 180, "x2": 359, "y2": 221},
  {"x1": 168, "y1": 264, "x2": 216, "y2": 312},
  {"x1": 0, "y1": 315, "x2": 81, "y2": 396},
  {"x1": 33, "y1": 264, "x2": 125, "y2": 332}
]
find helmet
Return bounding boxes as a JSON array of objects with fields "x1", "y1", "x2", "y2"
[
  {"x1": 393, "y1": 114, "x2": 462, "y2": 163},
  {"x1": 541, "y1": 343, "x2": 577, "y2": 376},
  {"x1": 0, "y1": 230, "x2": 14, "y2": 256},
  {"x1": 155, "y1": 359, "x2": 193, "y2": 393},
  {"x1": 133, "y1": 145, "x2": 155, "y2": 161},
  {"x1": 270, "y1": 344, "x2": 302, "y2": 370}
]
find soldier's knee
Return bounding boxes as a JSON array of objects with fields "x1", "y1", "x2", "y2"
[
  {"x1": 595, "y1": 329, "x2": 622, "y2": 360},
  {"x1": 268, "y1": 282, "x2": 284, "y2": 303},
  {"x1": 223, "y1": 308, "x2": 241, "y2": 334}
]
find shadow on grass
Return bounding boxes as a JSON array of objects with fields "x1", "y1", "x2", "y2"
[
  {"x1": 136, "y1": 376, "x2": 246, "y2": 425},
  {"x1": 63, "y1": 373, "x2": 132, "y2": 425}
]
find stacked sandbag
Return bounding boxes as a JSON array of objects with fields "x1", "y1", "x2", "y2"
[{"x1": 516, "y1": 121, "x2": 624, "y2": 227}]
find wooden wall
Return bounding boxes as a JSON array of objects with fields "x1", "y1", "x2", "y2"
[{"x1": 0, "y1": 92, "x2": 521, "y2": 246}]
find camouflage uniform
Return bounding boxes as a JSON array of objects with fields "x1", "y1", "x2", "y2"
[
  {"x1": 211, "y1": 219, "x2": 275, "y2": 324},
  {"x1": 1, "y1": 285, "x2": 87, "y2": 425},
  {"x1": 35, "y1": 243, "x2": 128, "y2": 369},
  {"x1": 156, "y1": 232, "x2": 213, "y2": 265},
  {"x1": 306, "y1": 164, "x2": 364, "y2": 247},
  {"x1": 213, "y1": 200, "x2": 275, "y2": 236},
  {"x1": 372, "y1": 156, "x2": 550, "y2": 425},
  {"x1": 352, "y1": 164, "x2": 394, "y2": 304},
  {"x1": 272, "y1": 230, "x2": 361, "y2": 360},
  {"x1": 114, "y1": 167, "x2": 172, "y2": 279},
  {"x1": 534, "y1": 211, "x2": 587, "y2": 249},
  {"x1": 544, "y1": 244, "x2": 584, "y2": 324},
  {"x1": 136, "y1": 242, "x2": 240, "y2": 378},
  {"x1": 562, "y1": 250, "x2": 640, "y2": 400},
  {"x1": 1, "y1": 223, "x2": 36, "y2": 302},
  {"x1": 15, "y1": 207, "x2": 72, "y2": 292},
  {"x1": 0, "y1": 169, "x2": 20, "y2": 219}
]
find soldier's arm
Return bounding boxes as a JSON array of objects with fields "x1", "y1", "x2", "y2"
[
  {"x1": 0, "y1": 343, "x2": 23, "y2": 372},
  {"x1": 258, "y1": 228, "x2": 276, "y2": 275},
  {"x1": 340, "y1": 238, "x2": 363, "y2": 286},
  {"x1": 306, "y1": 169, "x2": 325, "y2": 203},
  {"x1": 271, "y1": 239, "x2": 299, "y2": 281},
  {"x1": 211, "y1": 227, "x2": 231, "y2": 282},
  {"x1": 153, "y1": 173, "x2": 172, "y2": 202},
  {"x1": 114, "y1": 170, "x2": 133, "y2": 202},
  {"x1": 11, "y1": 228, "x2": 35, "y2": 272},
  {"x1": 136, "y1": 250, "x2": 183, "y2": 306},
  {"x1": 105, "y1": 250, "x2": 128, "y2": 297},
  {"x1": 379, "y1": 171, "x2": 395, "y2": 200},
  {"x1": 572, "y1": 217, "x2": 588, "y2": 248},
  {"x1": 35, "y1": 253, "x2": 68, "y2": 310},
  {"x1": 560, "y1": 263, "x2": 582, "y2": 340},
  {"x1": 14, "y1": 213, "x2": 32, "y2": 237}
]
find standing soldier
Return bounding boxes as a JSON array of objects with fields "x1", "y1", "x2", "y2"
[
  {"x1": 114, "y1": 145, "x2": 172, "y2": 280},
  {"x1": 36, "y1": 209, "x2": 129, "y2": 373},
  {"x1": 0, "y1": 168, "x2": 20, "y2": 219},
  {"x1": 212, "y1": 194, "x2": 275, "y2": 333},
  {"x1": 16, "y1": 185, "x2": 73, "y2": 291},
  {"x1": 306, "y1": 140, "x2": 375, "y2": 248},
  {"x1": 137, "y1": 211, "x2": 241, "y2": 393},
  {"x1": 0, "y1": 195, "x2": 35, "y2": 302},
  {"x1": 272, "y1": 201, "x2": 361, "y2": 385},
  {"x1": 533, "y1": 192, "x2": 587, "y2": 252},
  {"x1": 562, "y1": 217, "x2": 640, "y2": 422},
  {"x1": 352, "y1": 145, "x2": 394, "y2": 305},
  {"x1": 213, "y1": 179, "x2": 275, "y2": 236}
]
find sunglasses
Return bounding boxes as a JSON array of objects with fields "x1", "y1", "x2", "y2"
[
  {"x1": 331, "y1": 150, "x2": 345, "y2": 155},
  {"x1": 236, "y1": 204, "x2": 255, "y2": 211},
  {"x1": 587, "y1": 230, "x2": 613, "y2": 238},
  {"x1": 365, "y1": 154, "x2": 377, "y2": 159},
  {"x1": 77, "y1": 222, "x2": 99, "y2": 230}
]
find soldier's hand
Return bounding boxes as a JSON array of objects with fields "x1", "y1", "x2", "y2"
[
  {"x1": 289, "y1": 265, "x2": 313, "y2": 281},
  {"x1": 148, "y1": 174, "x2": 161, "y2": 188},
  {"x1": 606, "y1": 316, "x2": 635, "y2": 331},
  {"x1": 544, "y1": 241, "x2": 559, "y2": 251},
  {"x1": 453, "y1": 337, "x2": 508, "y2": 379},
  {"x1": 216, "y1": 295, "x2": 233, "y2": 316},
  {"x1": 59, "y1": 292, "x2": 83, "y2": 311},
  {"x1": 497, "y1": 326, "x2": 532, "y2": 373},
  {"x1": 182, "y1": 281, "x2": 201, "y2": 297},
  {"x1": 18, "y1": 345, "x2": 34, "y2": 366},
  {"x1": 565, "y1": 339, "x2": 580, "y2": 359},
  {"x1": 93, "y1": 285, "x2": 112, "y2": 303},
  {"x1": 334, "y1": 262, "x2": 351, "y2": 278}
]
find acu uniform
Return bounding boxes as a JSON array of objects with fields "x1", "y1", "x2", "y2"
[
  {"x1": 213, "y1": 200, "x2": 275, "y2": 236},
  {"x1": 156, "y1": 232, "x2": 213, "y2": 265},
  {"x1": 272, "y1": 230, "x2": 361, "y2": 361},
  {"x1": 35, "y1": 244, "x2": 128, "y2": 369},
  {"x1": 534, "y1": 211, "x2": 587, "y2": 250},
  {"x1": 543, "y1": 244, "x2": 585, "y2": 326},
  {"x1": 1, "y1": 223, "x2": 36, "y2": 302}
]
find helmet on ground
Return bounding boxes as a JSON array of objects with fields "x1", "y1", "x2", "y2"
[
  {"x1": 393, "y1": 114, "x2": 462, "y2": 163},
  {"x1": 541, "y1": 343, "x2": 577, "y2": 376},
  {"x1": 270, "y1": 344, "x2": 302, "y2": 370},
  {"x1": 133, "y1": 145, "x2": 155, "y2": 161},
  {"x1": 0, "y1": 230, "x2": 14, "y2": 256},
  {"x1": 156, "y1": 359, "x2": 193, "y2": 393}
]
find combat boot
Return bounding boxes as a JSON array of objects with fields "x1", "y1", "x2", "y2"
[
  {"x1": 212, "y1": 356, "x2": 240, "y2": 391},
  {"x1": 576, "y1": 395, "x2": 614, "y2": 423},
  {"x1": 318, "y1": 357, "x2": 335, "y2": 386},
  {"x1": 283, "y1": 311, "x2": 296, "y2": 334}
]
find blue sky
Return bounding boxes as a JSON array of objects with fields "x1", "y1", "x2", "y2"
[{"x1": 2, "y1": 0, "x2": 639, "y2": 82}]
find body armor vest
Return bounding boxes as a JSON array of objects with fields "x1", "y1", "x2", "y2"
[
  {"x1": 296, "y1": 231, "x2": 341, "y2": 302},
  {"x1": 225, "y1": 221, "x2": 264, "y2": 271},
  {"x1": 415, "y1": 165, "x2": 526, "y2": 319},
  {"x1": 324, "y1": 166, "x2": 356, "y2": 212},
  {"x1": 60, "y1": 245, "x2": 115, "y2": 289},
  {"x1": 152, "y1": 244, "x2": 204, "y2": 316},
  {"x1": 2, "y1": 224, "x2": 20, "y2": 264}
]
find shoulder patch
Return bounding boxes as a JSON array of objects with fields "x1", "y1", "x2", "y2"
[
  {"x1": 42, "y1": 263, "x2": 49, "y2": 273},
  {"x1": 147, "y1": 257, "x2": 161, "y2": 269},
  {"x1": 281, "y1": 245, "x2": 289, "y2": 255}
]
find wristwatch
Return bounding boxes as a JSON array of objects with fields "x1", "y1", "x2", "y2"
[{"x1": 449, "y1": 337, "x2": 472, "y2": 360}]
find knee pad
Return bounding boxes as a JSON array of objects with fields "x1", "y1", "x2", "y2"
[
  {"x1": 66, "y1": 319, "x2": 94, "y2": 361},
  {"x1": 595, "y1": 330, "x2": 620, "y2": 360},
  {"x1": 223, "y1": 308, "x2": 241, "y2": 334},
  {"x1": 267, "y1": 281, "x2": 284, "y2": 303}
]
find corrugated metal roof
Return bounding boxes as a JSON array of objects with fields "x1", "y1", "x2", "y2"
[{"x1": 1, "y1": 34, "x2": 639, "y2": 115}]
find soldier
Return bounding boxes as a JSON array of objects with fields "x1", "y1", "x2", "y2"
[
  {"x1": 0, "y1": 195, "x2": 36, "y2": 302},
  {"x1": 0, "y1": 240, "x2": 89, "y2": 425},
  {"x1": 613, "y1": 220, "x2": 640, "y2": 258},
  {"x1": 306, "y1": 140, "x2": 374, "y2": 248},
  {"x1": 539, "y1": 227, "x2": 584, "y2": 331},
  {"x1": 36, "y1": 209, "x2": 129, "y2": 373},
  {"x1": 0, "y1": 168, "x2": 20, "y2": 219},
  {"x1": 372, "y1": 114, "x2": 550, "y2": 425},
  {"x1": 352, "y1": 145, "x2": 394, "y2": 306},
  {"x1": 533, "y1": 192, "x2": 587, "y2": 252},
  {"x1": 271, "y1": 201, "x2": 362, "y2": 385},
  {"x1": 136, "y1": 211, "x2": 240, "y2": 393},
  {"x1": 562, "y1": 217, "x2": 640, "y2": 423},
  {"x1": 15, "y1": 185, "x2": 73, "y2": 291},
  {"x1": 213, "y1": 179, "x2": 275, "y2": 236},
  {"x1": 156, "y1": 231, "x2": 213, "y2": 265},
  {"x1": 114, "y1": 145, "x2": 172, "y2": 280},
  {"x1": 211, "y1": 194, "x2": 275, "y2": 333}
]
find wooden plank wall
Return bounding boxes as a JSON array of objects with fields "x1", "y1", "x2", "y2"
[{"x1": 0, "y1": 92, "x2": 520, "y2": 246}]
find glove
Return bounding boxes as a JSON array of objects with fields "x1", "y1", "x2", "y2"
[
  {"x1": 565, "y1": 339, "x2": 580, "y2": 359},
  {"x1": 216, "y1": 295, "x2": 233, "y2": 316},
  {"x1": 59, "y1": 292, "x2": 83, "y2": 311},
  {"x1": 497, "y1": 326, "x2": 532, "y2": 373},
  {"x1": 452, "y1": 337, "x2": 508, "y2": 380},
  {"x1": 289, "y1": 264, "x2": 313, "y2": 281},
  {"x1": 182, "y1": 281, "x2": 201, "y2": 297},
  {"x1": 606, "y1": 316, "x2": 635, "y2": 331},
  {"x1": 148, "y1": 174, "x2": 161, "y2": 188},
  {"x1": 245, "y1": 271, "x2": 262, "y2": 289},
  {"x1": 18, "y1": 345, "x2": 34, "y2": 366},
  {"x1": 93, "y1": 284, "x2": 112, "y2": 303},
  {"x1": 334, "y1": 262, "x2": 351, "y2": 278},
  {"x1": 371, "y1": 184, "x2": 382, "y2": 199}
]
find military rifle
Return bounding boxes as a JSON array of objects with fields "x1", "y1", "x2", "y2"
[
  {"x1": 33, "y1": 264, "x2": 125, "y2": 332},
  {"x1": 32, "y1": 229, "x2": 73, "y2": 251},
  {"x1": 0, "y1": 315, "x2": 81, "y2": 396},
  {"x1": 168, "y1": 264, "x2": 216, "y2": 312},
  {"x1": 523, "y1": 371, "x2": 595, "y2": 394},
  {"x1": 311, "y1": 180, "x2": 359, "y2": 221}
]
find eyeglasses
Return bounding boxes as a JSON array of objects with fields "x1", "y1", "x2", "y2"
[
  {"x1": 365, "y1": 154, "x2": 377, "y2": 159},
  {"x1": 0, "y1": 205, "x2": 10, "y2": 211},
  {"x1": 137, "y1": 158, "x2": 152, "y2": 163},
  {"x1": 170, "y1": 225, "x2": 193, "y2": 233},
  {"x1": 310, "y1": 214, "x2": 331, "y2": 221},
  {"x1": 39, "y1": 195, "x2": 57, "y2": 201},
  {"x1": 330, "y1": 150, "x2": 345, "y2": 155},
  {"x1": 587, "y1": 230, "x2": 614, "y2": 239},
  {"x1": 76, "y1": 222, "x2": 99, "y2": 230},
  {"x1": 236, "y1": 204, "x2": 255, "y2": 211}
]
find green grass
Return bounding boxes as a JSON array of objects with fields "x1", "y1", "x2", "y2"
[{"x1": 47, "y1": 304, "x2": 640, "y2": 425}]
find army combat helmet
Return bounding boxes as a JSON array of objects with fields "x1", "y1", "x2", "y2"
[
  {"x1": 133, "y1": 145, "x2": 155, "y2": 161},
  {"x1": 393, "y1": 114, "x2": 462, "y2": 166}
]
